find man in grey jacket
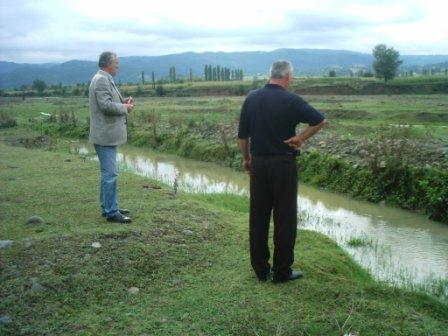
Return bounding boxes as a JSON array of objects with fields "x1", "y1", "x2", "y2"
[{"x1": 89, "y1": 51, "x2": 134, "y2": 223}]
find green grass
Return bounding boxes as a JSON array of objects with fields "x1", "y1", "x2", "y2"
[
  {"x1": 347, "y1": 237, "x2": 373, "y2": 248},
  {"x1": 0, "y1": 137, "x2": 447, "y2": 335},
  {"x1": 1, "y1": 95, "x2": 447, "y2": 222},
  {"x1": 4, "y1": 74, "x2": 447, "y2": 99},
  {"x1": 2, "y1": 94, "x2": 447, "y2": 138}
]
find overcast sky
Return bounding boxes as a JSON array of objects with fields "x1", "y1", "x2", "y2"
[{"x1": 0, "y1": 0, "x2": 447, "y2": 63}]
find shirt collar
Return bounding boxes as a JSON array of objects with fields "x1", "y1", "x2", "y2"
[
  {"x1": 265, "y1": 83, "x2": 286, "y2": 90},
  {"x1": 99, "y1": 69, "x2": 114, "y2": 83},
  {"x1": 104, "y1": 71, "x2": 114, "y2": 83}
]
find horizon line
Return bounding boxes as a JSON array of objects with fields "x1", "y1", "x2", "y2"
[{"x1": 2, "y1": 47, "x2": 448, "y2": 65}]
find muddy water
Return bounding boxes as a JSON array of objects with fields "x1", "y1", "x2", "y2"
[{"x1": 76, "y1": 143, "x2": 448, "y2": 296}]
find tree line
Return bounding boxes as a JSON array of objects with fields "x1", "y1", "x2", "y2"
[
  {"x1": 326, "y1": 44, "x2": 448, "y2": 82},
  {"x1": 203, "y1": 65, "x2": 243, "y2": 81},
  {"x1": 327, "y1": 44, "x2": 402, "y2": 81},
  {"x1": 138, "y1": 65, "x2": 243, "y2": 88},
  {"x1": 4, "y1": 46, "x2": 448, "y2": 96}
]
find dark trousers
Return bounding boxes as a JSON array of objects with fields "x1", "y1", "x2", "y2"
[{"x1": 249, "y1": 155, "x2": 298, "y2": 279}]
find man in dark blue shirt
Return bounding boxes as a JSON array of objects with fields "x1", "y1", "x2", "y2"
[{"x1": 238, "y1": 60, "x2": 326, "y2": 283}]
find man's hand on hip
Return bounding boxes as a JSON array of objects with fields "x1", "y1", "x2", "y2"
[
  {"x1": 284, "y1": 120, "x2": 327, "y2": 149},
  {"x1": 284, "y1": 135, "x2": 304, "y2": 150}
]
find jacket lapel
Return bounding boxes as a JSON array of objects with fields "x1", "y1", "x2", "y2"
[
  {"x1": 97, "y1": 70, "x2": 124, "y2": 103},
  {"x1": 110, "y1": 79, "x2": 124, "y2": 103}
]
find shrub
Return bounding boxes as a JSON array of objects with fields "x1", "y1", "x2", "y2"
[
  {"x1": 298, "y1": 150, "x2": 448, "y2": 223},
  {"x1": 155, "y1": 85, "x2": 166, "y2": 97},
  {"x1": 0, "y1": 111, "x2": 17, "y2": 128}
]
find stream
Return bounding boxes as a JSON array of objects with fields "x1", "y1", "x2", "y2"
[{"x1": 74, "y1": 143, "x2": 448, "y2": 299}]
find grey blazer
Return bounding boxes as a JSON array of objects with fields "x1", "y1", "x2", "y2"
[{"x1": 89, "y1": 70, "x2": 128, "y2": 146}]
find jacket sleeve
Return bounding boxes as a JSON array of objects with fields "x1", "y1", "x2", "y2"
[{"x1": 94, "y1": 77, "x2": 127, "y2": 116}]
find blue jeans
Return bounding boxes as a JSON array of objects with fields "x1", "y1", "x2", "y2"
[{"x1": 94, "y1": 144, "x2": 119, "y2": 218}]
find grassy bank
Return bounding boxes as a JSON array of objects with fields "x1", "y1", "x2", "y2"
[
  {"x1": 1, "y1": 96, "x2": 448, "y2": 223},
  {"x1": 1, "y1": 139, "x2": 447, "y2": 335},
  {"x1": 3, "y1": 75, "x2": 448, "y2": 97},
  {"x1": 2, "y1": 95, "x2": 448, "y2": 140},
  {"x1": 118, "y1": 76, "x2": 448, "y2": 96}
]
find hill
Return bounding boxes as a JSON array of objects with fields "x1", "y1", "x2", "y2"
[{"x1": 0, "y1": 48, "x2": 447, "y2": 88}]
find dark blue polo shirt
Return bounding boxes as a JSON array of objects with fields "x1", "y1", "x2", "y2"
[{"x1": 238, "y1": 83, "x2": 325, "y2": 156}]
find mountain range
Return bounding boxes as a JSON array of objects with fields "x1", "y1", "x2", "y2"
[{"x1": 1, "y1": 48, "x2": 447, "y2": 89}]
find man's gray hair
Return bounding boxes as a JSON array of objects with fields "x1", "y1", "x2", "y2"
[
  {"x1": 98, "y1": 52, "x2": 117, "y2": 68},
  {"x1": 270, "y1": 60, "x2": 293, "y2": 79}
]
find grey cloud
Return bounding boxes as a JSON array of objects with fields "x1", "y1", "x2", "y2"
[
  {"x1": 0, "y1": 0, "x2": 445, "y2": 63},
  {"x1": 0, "y1": 4, "x2": 50, "y2": 38},
  {"x1": 79, "y1": 5, "x2": 426, "y2": 44},
  {"x1": 285, "y1": 6, "x2": 425, "y2": 33},
  {"x1": 81, "y1": 18, "x2": 271, "y2": 40}
]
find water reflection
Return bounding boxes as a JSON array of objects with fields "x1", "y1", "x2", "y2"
[
  {"x1": 73, "y1": 143, "x2": 448, "y2": 298},
  {"x1": 117, "y1": 152, "x2": 248, "y2": 195},
  {"x1": 298, "y1": 198, "x2": 447, "y2": 288}
]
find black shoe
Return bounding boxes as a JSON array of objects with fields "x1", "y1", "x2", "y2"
[
  {"x1": 118, "y1": 208, "x2": 130, "y2": 215},
  {"x1": 272, "y1": 270, "x2": 304, "y2": 283},
  {"x1": 106, "y1": 212, "x2": 132, "y2": 223},
  {"x1": 102, "y1": 208, "x2": 130, "y2": 217},
  {"x1": 257, "y1": 268, "x2": 272, "y2": 282}
]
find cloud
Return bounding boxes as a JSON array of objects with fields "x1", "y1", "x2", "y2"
[
  {"x1": 0, "y1": 0, "x2": 446, "y2": 63},
  {"x1": 0, "y1": 3, "x2": 50, "y2": 39}
]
